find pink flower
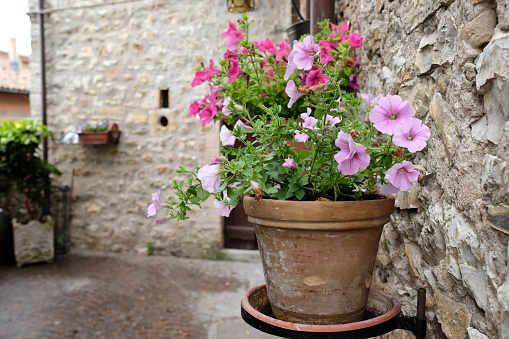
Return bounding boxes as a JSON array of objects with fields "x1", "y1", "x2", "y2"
[
  {"x1": 346, "y1": 55, "x2": 358, "y2": 67},
  {"x1": 223, "y1": 22, "x2": 244, "y2": 49},
  {"x1": 198, "y1": 103, "x2": 217, "y2": 126},
  {"x1": 210, "y1": 157, "x2": 224, "y2": 165},
  {"x1": 209, "y1": 83, "x2": 225, "y2": 98},
  {"x1": 285, "y1": 80, "x2": 304, "y2": 108},
  {"x1": 293, "y1": 35, "x2": 320, "y2": 71},
  {"x1": 349, "y1": 74, "x2": 360, "y2": 90},
  {"x1": 284, "y1": 50, "x2": 297, "y2": 81},
  {"x1": 197, "y1": 164, "x2": 222, "y2": 193},
  {"x1": 147, "y1": 190, "x2": 165, "y2": 217},
  {"x1": 282, "y1": 158, "x2": 297, "y2": 169},
  {"x1": 222, "y1": 97, "x2": 232, "y2": 116},
  {"x1": 295, "y1": 130, "x2": 309, "y2": 143},
  {"x1": 322, "y1": 114, "x2": 341, "y2": 131},
  {"x1": 334, "y1": 132, "x2": 370, "y2": 175},
  {"x1": 228, "y1": 59, "x2": 241, "y2": 84},
  {"x1": 214, "y1": 194, "x2": 234, "y2": 217},
  {"x1": 302, "y1": 116, "x2": 318, "y2": 129},
  {"x1": 205, "y1": 60, "x2": 221, "y2": 80},
  {"x1": 358, "y1": 93, "x2": 381, "y2": 107},
  {"x1": 376, "y1": 179, "x2": 400, "y2": 196},
  {"x1": 344, "y1": 33, "x2": 363, "y2": 48},
  {"x1": 305, "y1": 66, "x2": 329, "y2": 87},
  {"x1": 220, "y1": 125, "x2": 236, "y2": 146},
  {"x1": 154, "y1": 217, "x2": 170, "y2": 224},
  {"x1": 386, "y1": 161, "x2": 419, "y2": 191},
  {"x1": 234, "y1": 120, "x2": 253, "y2": 131},
  {"x1": 255, "y1": 38, "x2": 276, "y2": 54},
  {"x1": 393, "y1": 119, "x2": 430, "y2": 153},
  {"x1": 332, "y1": 21, "x2": 349, "y2": 35},
  {"x1": 189, "y1": 101, "x2": 200, "y2": 117},
  {"x1": 369, "y1": 95, "x2": 416, "y2": 135},
  {"x1": 191, "y1": 69, "x2": 207, "y2": 87},
  {"x1": 276, "y1": 39, "x2": 290, "y2": 60},
  {"x1": 224, "y1": 49, "x2": 240, "y2": 60},
  {"x1": 318, "y1": 40, "x2": 333, "y2": 65},
  {"x1": 300, "y1": 107, "x2": 312, "y2": 120}
]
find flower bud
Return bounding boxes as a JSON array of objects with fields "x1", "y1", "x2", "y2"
[
  {"x1": 250, "y1": 180, "x2": 264, "y2": 201},
  {"x1": 392, "y1": 148, "x2": 404, "y2": 159},
  {"x1": 349, "y1": 129, "x2": 360, "y2": 141}
]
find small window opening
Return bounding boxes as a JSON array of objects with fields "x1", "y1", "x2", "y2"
[
  {"x1": 160, "y1": 116, "x2": 168, "y2": 127},
  {"x1": 160, "y1": 89, "x2": 169, "y2": 108}
]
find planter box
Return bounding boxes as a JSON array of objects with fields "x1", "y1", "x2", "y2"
[
  {"x1": 78, "y1": 123, "x2": 121, "y2": 145},
  {"x1": 13, "y1": 216, "x2": 55, "y2": 267}
]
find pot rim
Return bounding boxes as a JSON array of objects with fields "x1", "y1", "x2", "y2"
[{"x1": 241, "y1": 284, "x2": 401, "y2": 332}]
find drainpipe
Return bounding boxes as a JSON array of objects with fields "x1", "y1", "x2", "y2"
[
  {"x1": 38, "y1": 0, "x2": 48, "y2": 162},
  {"x1": 310, "y1": 0, "x2": 335, "y2": 35}
]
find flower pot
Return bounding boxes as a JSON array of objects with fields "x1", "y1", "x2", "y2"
[
  {"x1": 243, "y1": 195, "x2": 395, "y2": 325},
  {"x1": 78, "y1": 123, "x2": 121, "y2": 145},
  {"x1": 13, "y1": 216, "x2": 55, "y2": 267},
  {"x1": 286, "y1": 20, "x2": 310, "y2": 48}
]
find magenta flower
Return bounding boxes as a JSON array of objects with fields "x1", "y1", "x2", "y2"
[
  {"x1": 147, "y1": 190, "x2": 165, "y2": 217},
  {"x1": 334, "y1": 132, "x2": 370, "y2": 175},
  {"x1": 331, "y1": 21, "x2": 349, "y2": 35},
  {"x1": 284, "y1": 50, "x2": 297, "y2": 80},
  {"x1": 282, "y1": 158, "x2": 297, "y2": 169},
  {"x1": 285, "y1": 80, "x2": 304, "y2": 108},
  {"x1": 318, "y1": 40, "x2": 333, "y2": 64},
  {"x1": 369, "y1": 95, "x2": 416, "y2": 135},
  {"x1": 276, "y1": 39, "x2": 290, "y2": 60},
  {"x1": 345, "y1": 33, "x2": 363, "y2": 48},
  {"x1": 214, "y1": 195, "x2": 234, "y2": 217},
  {"x1": 223, "y1": 22, "x2": 244, "y2": 49},
  {"x1": 293, "y1": 35, "x2": 320, "y2": 71},
  {"x1": 209, "y1": 83, "x2": 225, "y2": 98},
  {"x1": 223, "y1": 49, "x2": 240, "y2": 60},
  {"x1": 306, "y1": 66, "x2": 329, "y2": 87},
  {"x1": 228, "y1": 59, "x2": 240, "y2": 84},
  {"x1": 220, "y1": 125, "x2": 236, "y2": 146},
  {"x1": 198, "y1": 103, "x2": 217, "y2": 126},
  {"x1": 204, "y1": 60, "x2": 221, "y2": 80},
  {"x1": 197, "y1": 164, "x2": 221, "y2": 193},
  {"x1": 295, "y1": 130, "x2": 309, "y2": 143},
  {"x1": 386, "y1": 161, "x2": 419, "y2": 191},
  {"x1": 154, "y1": 217, "x2": 170, "y2": 224},
  {"x1": 255, "y1": 38, "x2": 276, "y2": 54},
  {"x1": 349, "y1": 74, "x2": 360, "y2": 90},
  {"x1": 346, "y1": 55, "x2": 358, "y2": 67},
  {"x1": 393, "y1": 119, "x2": 430, "y2": 153},
  {"x1": 191, "y1": 69, "x2": 207, "y2": 87},
  {"x1": 189, "y1": 101, "x2": 200, "y2": 117}
]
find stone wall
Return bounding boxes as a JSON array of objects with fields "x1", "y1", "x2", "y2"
[
  {"x1": 338, "y1": 0, "x2": 509, "y2": 337},
  {"x1": 28, "y1": 0, "x2": 291, "y2": 258}
]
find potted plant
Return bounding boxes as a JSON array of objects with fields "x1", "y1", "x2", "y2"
[
  {"x1": 77, "y1": 119, "x2": 121, "y2": 145},
  {"x1": 0, "y1": 119, "x2": 62, "y2": 267},
  {"x1": 147, "y1": 17, "x2": 430, "y2": 325}
]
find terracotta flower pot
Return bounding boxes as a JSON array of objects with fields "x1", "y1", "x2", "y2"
[
  {"x1": 243, "y1": 195, "x2": 395, "y2": 325},
  {"x1": 78, "y1": 123, "x2": 121, "y2": 145}
]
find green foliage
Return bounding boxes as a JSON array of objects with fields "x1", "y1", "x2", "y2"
[
  {"x1": 146, "y1": 242, "x2": 155, "y2": 256},
  {"x1": 0, "y1": 119, "x2": 62, "y2": 221}
]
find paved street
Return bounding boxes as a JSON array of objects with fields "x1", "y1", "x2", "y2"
[{"x1": 0, "y1": 250, "x2": 275, "y2": 339}]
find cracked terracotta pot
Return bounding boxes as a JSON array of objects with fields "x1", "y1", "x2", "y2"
[{"x1": 243, "y1": 195, "x2": 395, "y2": 325}]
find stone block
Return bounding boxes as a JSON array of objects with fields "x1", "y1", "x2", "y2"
[
  {"x1": 498, "y1": 0, "x2": 509, "y2": 31},
  {"x1": 467, "y1": 327, "x2": 490, "y2": 339},
  {"x1": 459, "y1": 263, "x2": 488, "y2": 310},
  {"x1": 13, "y1": 217, "x2": 55, "y2": 267},
  {"x1": 487, "y1": 205, "x2": 509, "y2": 234},
  {"x1": 434, "y1": 290, "x2": 472, "y2": 339},
  {"x1": 463, "y1": 10, "x2": 497, "y2": 48},
  {"x1": 399, "y1": 82, "x2": 430, "y2": 118},
  {"x1": 125, "y1": 113, "x2": 148, "y2": 124},
  {"x1": 429, "y1": 93, "x2": 458, "y2": 164},
  {"x1": 481, "y1": 154, "x2": 507, "y2": 204}
]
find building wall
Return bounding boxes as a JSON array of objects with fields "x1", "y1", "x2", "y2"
[
  {"x1": 338, "y1": 0, "x2": 509, "y2": 337},
  {"x1": 28, "y1": 0, "x2": 291, "y2": 258}
]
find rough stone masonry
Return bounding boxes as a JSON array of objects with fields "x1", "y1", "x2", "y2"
[
  {"x1": 26, "y1": 0, "x2": 509, "y2": 337},
  {"x1": 340, "y1": 0, "x2": 509, "y2": 337}
]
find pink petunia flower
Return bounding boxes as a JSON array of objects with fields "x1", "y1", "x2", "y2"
[
  {"x1": 223, "y1": 22, "x2": 245, "y2": 49},
  {"x1": 285, "y1": 80, "x2": 304, "y2": 108},
  {"x1": 332, "y1": 21, "x2": 349, "y2": 35},
  {"x1": 295, "y1": 130, "x2": 309, "y2": 143},
  {"x1": 358, "y1": 93, "x2": 382, "y2": 107},
  {"x1": 300, "y1": 107, "x2": 312, "y2": 120},
  {"x1": 284, "y1": 50, "x2": 297, "y2": 80},
  {"x1": 344, "y1": 33, "x2": 363, "y2": 48},
  {"x1": 255, "y1": 38, "x2": 276, "y2": 54},
  {"x1": 369, "y1": 95, "x2": 416, "y2": 135},
  {"x1": 346, "y1": 55, "x2": 358, "y2": 67},
  {"x1": 334, "y1": 132, "x2": 370, "y2": 175},
  {"x1": 376, "y1": 179, "x2": 400, "y2": 196},
  {"x1": 147, "y1": 190, "x2": 165, "y2": 217},
  {"x1": 234, "y1": 120, "x2": 253, "y2": 131},
  {"x1": 220, "y1": 125, "x2": 236, "y2": 146},
  {"x1": 189, "y1": 101, "x2": 200, "y2": 117},
  {"x1": 306, "y1": 66, "x2": 329, "y2": 87},
  {"x1": 386, "y1": 161, "x2": 419, "y2": 191},
  {"x1": 222, "y1": 97, "x2": 232, "y2": 116},
  {"x1": 282, "y1": 158, "x2": 297, "y2": 169},
  {"x1": 276, "y1": 39, "x2": 290, "y2": 60},
  {"x1": 322, "y1": 114, "x2": 341, "y2": 131},
  {"x1": 209, "y1": 83, "x2": 225, "y2": 98},
  {"x1": 210, "y1": 157, "x2": 224, "y2": 165},
  {"x1": 227, "y1": 59, "x2": 241, "y2": 84},
  {"x1": 349, "y1": 74, "x2": 360, "y2": 90},
  {"x1": 197, "y1": 164, "x2": 222, "y2": 193},
  {"x1": 318, "y1": 40, "x2": 333, "y2": 65},
  {"x1": 302, "y1": 116, "x2": 318, "y2": 129},
  {"x1": 198, "y1": 103, "x2": 218, "y2": 126},
  {"x1": 393, "y1": 119, "x2": 430, "y2": 153},
  {"x1": 293, "y1": 35, "x2": 320, "y2": 71},
  {"x1": 224, "y1": 49, "x2": 240, "y2": 60},
  {"x1": 204, "y1": 60, "x2": 221, "y2": 80},
  {"x1": 213, "y1": 193, "x2": 234, "y2": 217}
]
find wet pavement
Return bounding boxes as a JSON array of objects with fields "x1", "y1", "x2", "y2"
[{"x1": 0, "y1": 250, "x2": 276, "y2": 339}]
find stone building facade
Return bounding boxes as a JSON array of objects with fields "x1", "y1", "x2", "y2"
[
  {"x1": 27, "y1": 0, "x2": 291, "y2": 258},
  {"x1": 338, "y1": 0, "x2": 509, "y2": 338},
  {"x1": 27, "y1": 0, "x2": 509, "y2": 337}
]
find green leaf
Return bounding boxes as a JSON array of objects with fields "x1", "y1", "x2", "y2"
[
  {"x1": 295, "y1": 188, "x2": 305, "y2": 200},
  {"x1": 196, "y1": 186, "x2": 210, "y2": 201}
]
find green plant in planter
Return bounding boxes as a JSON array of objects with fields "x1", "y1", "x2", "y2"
[{"x1": 0, "y1": 119, "x2": 61, "y2": 222}]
